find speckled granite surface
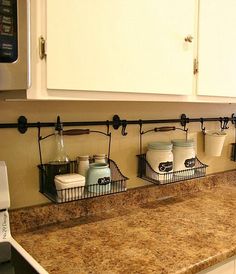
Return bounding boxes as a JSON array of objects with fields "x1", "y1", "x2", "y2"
[
  {"x1": 11, "y1": 171, "x2": 236, "y2": 274},
  {"x1": 10, "y1": 170, "x2": 236, "y2": 234}
]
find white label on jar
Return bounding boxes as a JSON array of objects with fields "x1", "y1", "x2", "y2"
[
  {"x1": 158, "y1": 161, "x2": 173, "y2": 172},
  {"x1": 184, "y1": 158, "x2": 195, "y2": 168},
  {"x1": 98, "y1": 177, "x2": 111, "y2": 185}
]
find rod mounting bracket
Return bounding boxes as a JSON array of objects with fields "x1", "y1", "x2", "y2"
[
  {"x1": 17, "y1": 116, "x2": 28, "y2": 134},
  {"x1": 113, "y1": 115, "x2": 121, "y2": 130},
  {"x1": 180, "y1": 114, "x2": 189, "y2": 130}
]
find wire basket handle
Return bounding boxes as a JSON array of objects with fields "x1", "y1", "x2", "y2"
[
  {"x1": 139, "y1": 124, "x2": 188, "y2": 155},
  {"x1": 37, "y1": 118, "x2": 112, "y2": 166},
  {"x1": 63, "y1": 129, "x2": 90, "y2": 135},
  {"x1": 62, "y1": 128, "x2": 112, "y2": 161}
]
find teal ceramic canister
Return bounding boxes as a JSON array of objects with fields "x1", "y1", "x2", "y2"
[{"x1": 86, "y1": 163, "x2": 111, "y2": 193}]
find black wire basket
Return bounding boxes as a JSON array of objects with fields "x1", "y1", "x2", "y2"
[
  {"x1": 137, "y1": 154, "x2": 208, "y2": 185},
  {"x1": 39, "y1": 159, "x2": 128, "y2": 203},
  {"x1": 37, "y1": 120, "x2": 128, "y2": 203}
]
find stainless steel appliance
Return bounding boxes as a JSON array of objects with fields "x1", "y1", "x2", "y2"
[
  {"x1": 0, "y1": 0, "x2": 30, "y2": 97},
  {"x1": 0, "y1": 161, "x2": 48, "y2": 274}
]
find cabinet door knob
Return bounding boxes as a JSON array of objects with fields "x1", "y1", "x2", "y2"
[{"x1": 184, "y1": 35, "x2": 194, "y2": 43}]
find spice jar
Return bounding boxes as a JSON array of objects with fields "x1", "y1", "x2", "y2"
[
  {"x1": 77, "y1": 155, "x2": 89, "y2": 177},
  {"x1": 146, "y1": 142, "x2": 173, "y2": 181},
  {"x1": 172, "y1": 139, "x2": 195, "y2": 176}
]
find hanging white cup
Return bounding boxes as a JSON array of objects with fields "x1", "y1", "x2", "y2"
[{"x1": 204, "y1": 130, "x2": 227, "y2": 157}]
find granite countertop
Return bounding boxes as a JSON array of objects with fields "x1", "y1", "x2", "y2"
[{"x1": 12, "y1": 174, "x2": 236, "y2": 274}]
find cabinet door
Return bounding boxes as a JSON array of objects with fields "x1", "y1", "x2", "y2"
[
  {"x1": 197, "y1": 0, "x2": 236, "y2": 97},
  {"x1": 199, "y1": 259, "x2": 235, "y2": 274},
  {"x1": 46, "y1": 0, "x2": 196, "y2": 95}
]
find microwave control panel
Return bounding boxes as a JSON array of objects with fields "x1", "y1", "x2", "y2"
[{"x1": 0, "y1": 0, "x2": 17, "y2": 63}]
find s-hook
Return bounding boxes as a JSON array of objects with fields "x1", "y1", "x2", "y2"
[
  {"x1": 139, "y1": 120, "x2": 144, "y2": 135},
  {"x1": 200, "y1": 118, "x2": 206, "y2": 134},
  {"x1": 112, "y1": 115, "x2": 128, "y2": 136},
  {"x1": 180, "y1": 114, "x2": 189, "y2": 131},
  {"x1": 106, "y1": 120, "x2": 110, "y2": 136},
  {"x1": 121, "y1": 120, "x2": 128, "y2": 136},
  {"x1": 180, "y1": 114, "x2": 189, "y2": 140},
  {"x1": 220, "y1": 117, "x2": 229, "y2": 131},
  {"x1": 139, "y1": 120, "x2": 143, "y2": 154}
]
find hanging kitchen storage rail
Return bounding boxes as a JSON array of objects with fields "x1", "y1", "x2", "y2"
[
  {"x1": 0, "y1": 112, "x2": 234, "y2": 193},
  {"x1": 37, "y1": 117, "x2": 128, "y2": 203},
  {"x1": 136, "y1": 125, "x2": 208, "y2": 185}
]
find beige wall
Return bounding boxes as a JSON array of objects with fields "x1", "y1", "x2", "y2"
[{"x1": 0, "y1": 100, "x2": 235, "y2": 209}]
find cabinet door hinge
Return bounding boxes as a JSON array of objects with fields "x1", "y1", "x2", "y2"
[
  {"x1": 193, "y1": 58, "x2": 198, "y2": 75},
  {"x1": 39, "y1": 36, "x2": 47, "y2": 60}
]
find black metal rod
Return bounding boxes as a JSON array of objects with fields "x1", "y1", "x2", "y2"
[
  {"x1": 25, "y1": 118, "x2": 236, "y2": 127},
  {"x1": 34, "y1": 121, "x2": 111, "y2": 128},
  {"x1": 0, "y1": 123, "x2": 18, "y2": 128},
  {"x1": 0, "y1": 114, "x2": 235, "y2": 133},
  {"x1": 3, "y1": 118, "x2": 231, "y2": 127}
]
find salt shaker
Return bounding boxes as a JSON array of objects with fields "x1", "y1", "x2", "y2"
[{"x1": 77, "y1": 155, "x2": 89, "y2": 177}]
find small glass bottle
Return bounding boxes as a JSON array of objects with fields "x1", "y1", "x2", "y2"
[
  {"x1": 48, "y1": 126, "x2": 70, "y2": 181},
  {"x1": 51, "y1": 129, "x2": 70, "y2": 164}
]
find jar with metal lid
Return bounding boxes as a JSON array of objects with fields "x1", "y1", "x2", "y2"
[
  {"x1": 94, "y1": 154, "x2": 107, "y2": 163},
  {"x1": 172, "y1": 139, "x2": 195, "y2": 176},
  {"x1": 146, "y1": 142, "x2": 173, "y2": 182}
]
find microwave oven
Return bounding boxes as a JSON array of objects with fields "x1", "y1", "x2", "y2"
[{"x1": 0, "y1": 0, "x2": 30, "y2": 98}]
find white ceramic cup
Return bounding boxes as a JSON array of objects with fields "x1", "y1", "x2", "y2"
[{"x1": 204, "y1": 130, "x2": 227, "y2": 157}]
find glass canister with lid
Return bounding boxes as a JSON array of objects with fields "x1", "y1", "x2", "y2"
[
  {"x1": 146, "y1": 142, "x2": 173, "y2": 182},
  {"x1": 172, "y1": 139, "x2": 195, "y2": 176},
  {"x1": 86, "y1": 163, "x2": 111, "y2": 193}
]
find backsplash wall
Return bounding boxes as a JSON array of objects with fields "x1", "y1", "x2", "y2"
[{"x1": 0, "y1": 100, "x2": 235, "y2": 209}]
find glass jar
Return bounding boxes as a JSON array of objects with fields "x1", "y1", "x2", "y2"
[
  {"x1": 49, "y1": 127, "x2": 70, "y2": 163},
  {"x1": 146, "y1": 142, "x2": 173, "y2": 182},
  {"x1": 86, "y1": 163, "x2": 111, "y2": 193},
  {"x1": 172, "y1": 139, "x2": 195, "y2": 176}
]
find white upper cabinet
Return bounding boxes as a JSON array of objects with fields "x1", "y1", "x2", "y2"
[
  {"x1": 197, "y1": 0, "x2": 236, "y2": 97},
  {"x1": 46, "y1": 0, "x2": 196, "y2": 95}
]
